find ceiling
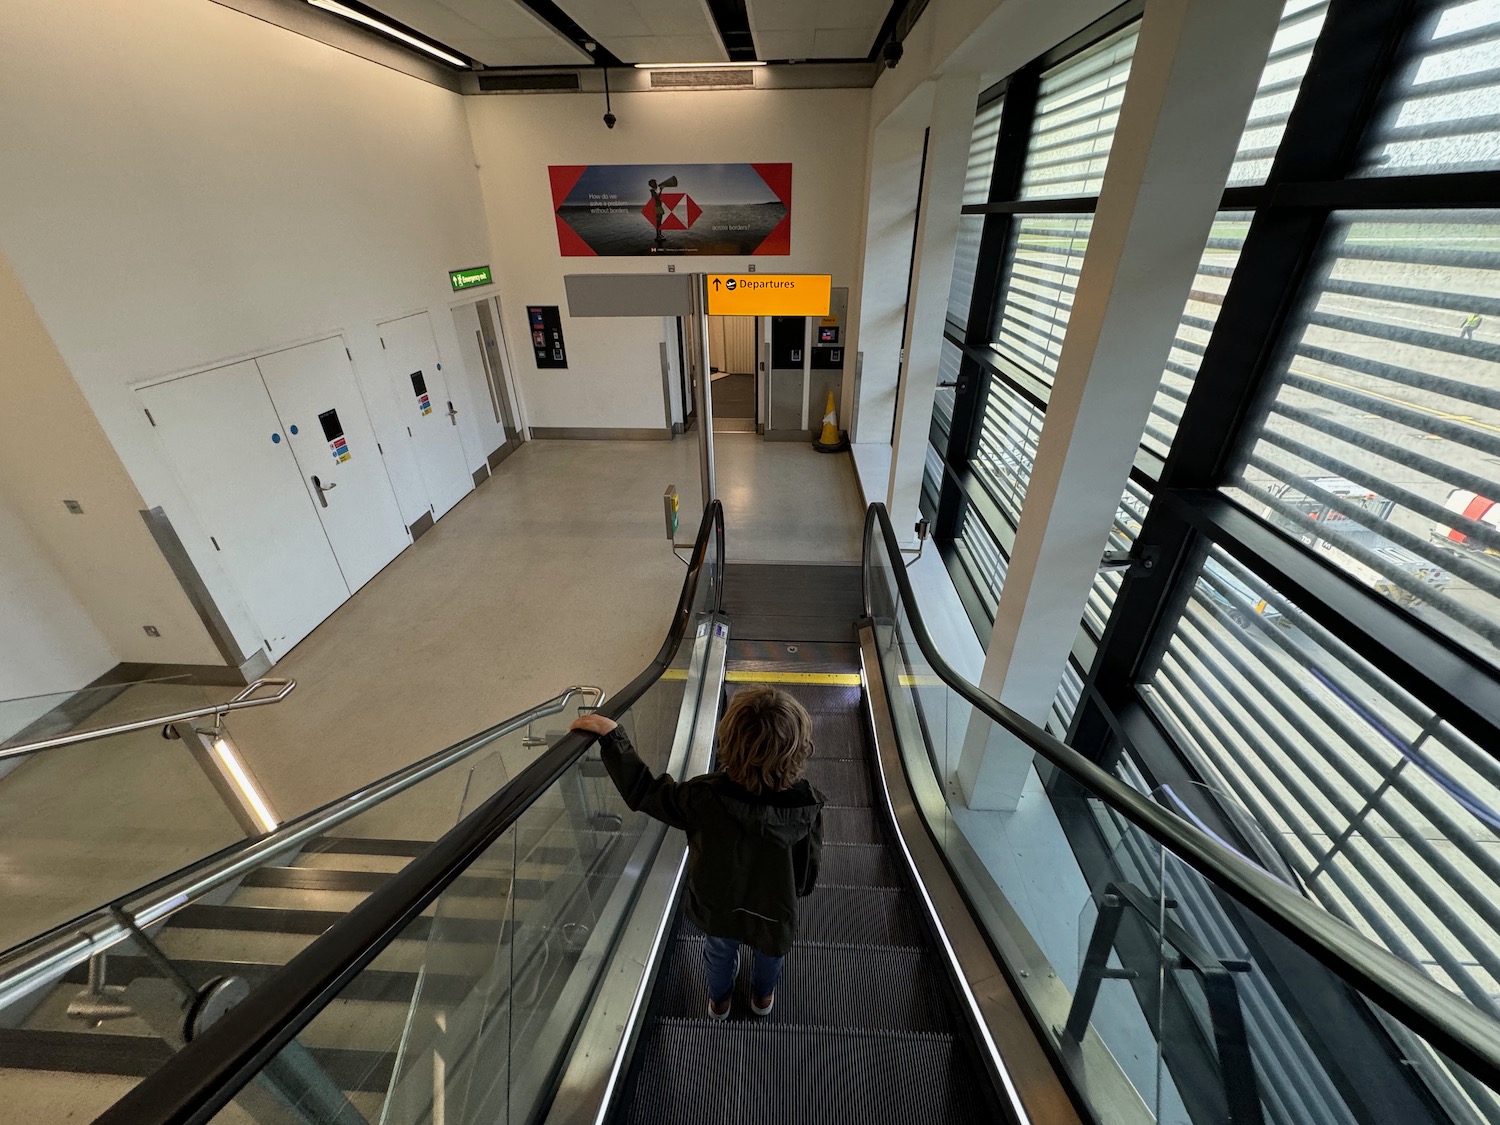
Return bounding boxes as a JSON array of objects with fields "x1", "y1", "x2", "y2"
[{"x1": 345, "y1": 0, "x2": 902, "y2": 69}]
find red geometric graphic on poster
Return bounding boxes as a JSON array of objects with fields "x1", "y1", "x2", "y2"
[{"x1": 640, "y1": 193, "x2": 703, "y2": 231}]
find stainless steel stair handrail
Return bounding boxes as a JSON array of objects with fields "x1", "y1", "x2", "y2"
[
  {"x1": 862, "y1": 500, "x2": 1500, "y2": 1089},
  {"x1": 0, "y1": 683, "x2": 605, "y2": 1011},
  {"x1": 0, "y1": 678, "x2": 298, "y2": 760}
]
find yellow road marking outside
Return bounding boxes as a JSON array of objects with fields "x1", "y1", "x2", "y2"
[
  {"x1": 1294, "y1": 367, "x2": 1500, "y2": 437},
  {"x1": 725, "y1": 670, "x2": 863, "y2": 686}
]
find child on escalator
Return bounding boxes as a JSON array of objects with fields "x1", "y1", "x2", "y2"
[{"x1": 570, "y1": 685, "x2": 825, "y2": 1019}]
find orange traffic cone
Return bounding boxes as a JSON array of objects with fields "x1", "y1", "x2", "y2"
[{"x1": 813, "y1": 390, "x2": 849, "y2": 453}]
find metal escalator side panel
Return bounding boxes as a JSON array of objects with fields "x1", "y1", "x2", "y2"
[
  {"x1": 541, "y1": 616, "x2": 729, "y2": 1125},
  {"x1": 857, "y1": 621, "x2": 1098, "y2": 1125}
]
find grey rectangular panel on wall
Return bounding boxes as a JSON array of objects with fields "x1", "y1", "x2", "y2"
[
  {"x1": 563, "y1": 274, "x2": 694, "y2": 318},
  {"x1": 769, "y1": 369, "x2": 805, "y2": 433}
]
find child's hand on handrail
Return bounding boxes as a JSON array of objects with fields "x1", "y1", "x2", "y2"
[{"x1": 570, "y1": 713, "x2": 618, "y2": 737}]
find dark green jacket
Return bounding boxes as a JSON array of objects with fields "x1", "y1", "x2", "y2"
[{"x1": 599, "y1": 728, "x2": 825, "y2": 956}]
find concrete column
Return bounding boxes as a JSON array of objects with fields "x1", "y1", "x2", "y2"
[
  {"x1": 956, "y1": 0, "x2": 1285, "y2": 810},
  {"x1": 885, "y1": 71, "x2": 981, "y2": 543},
  {"x1": 851, "y1": 107, "x2": 928, "y2": 446}
]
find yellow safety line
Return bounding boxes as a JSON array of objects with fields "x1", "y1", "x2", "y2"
[{"x1": 725, "y1": 670, "x2": 863, "y2": 686}]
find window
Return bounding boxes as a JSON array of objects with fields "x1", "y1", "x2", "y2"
[
  {"x1": 1019, "y1": 25, "x2": 1138, "y2": 200},
  {"x1": 990, "y1": 215, "x2": 1093, "y2": 384},
  {"x1": 1227, "y1": 0, "x2": 1329, "y2": 186},
  {"x1": 1144, "y1": 545, "x2": 1500, "y2": 1068},
  {"x1": 1228, "y1": 209, "x2": 1500, "y2": 670},
  {"x1": 1358, "y1": 0, "x2": 1500, "y2": 177}
]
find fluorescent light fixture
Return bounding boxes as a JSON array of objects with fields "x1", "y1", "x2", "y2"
[
  {"x1": 633, "y1": 61, "x2": 767, "y2": 69},
  {"x1": 213, "y1": 736, "x2": 281, "y2": 834},
  {"x1": 307, "y1": 0, "x2": 468, "y2": 68}
]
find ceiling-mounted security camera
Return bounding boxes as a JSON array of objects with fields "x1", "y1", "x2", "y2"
[
  {"x1": 604, "y1": 112, "x2": 617, "y2": 129},
  {"x1": 882, "y1": 40, "x2": 903, "y2": 69},
  {"x1": 583, "y1": 40, "x2": 596, "y2": 52}
]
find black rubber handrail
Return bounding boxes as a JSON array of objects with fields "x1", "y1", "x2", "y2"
[
  {"x1": 96, "y1": 500, "x2": 725, "y2": 1125},
  {"x1": 862, "y1": 501, "x2": 1500, "y2": 1089}
]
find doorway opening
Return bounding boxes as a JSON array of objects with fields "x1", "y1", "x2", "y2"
[{"x1": 707, "y1": 315, "x2": 759, "y2": 433}]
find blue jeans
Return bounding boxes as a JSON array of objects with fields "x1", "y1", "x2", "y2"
[{"x1": 703, "y1": 934, "x2": 784, "y2": 1004}]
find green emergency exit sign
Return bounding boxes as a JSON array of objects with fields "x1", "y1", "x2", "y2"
[{"x1": 449, "y1": 265, "x2": 493, "y2": 291}]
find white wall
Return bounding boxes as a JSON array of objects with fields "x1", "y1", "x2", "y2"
[
  {"x1": 0, "y1": 0, "x2": 498, "y2": 663},
  {"x1": 0, "y1": 495, "x2": 116, "y2": 736},
  {"x1": 464, "y1": 87, "x2": 873, "y2": 432}
]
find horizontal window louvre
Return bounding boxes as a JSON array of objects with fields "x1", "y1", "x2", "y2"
[
  {"x1": 975, "y1": 377, "x2": 1044, "y2": 532},
  {"x1": 1230, "y1": 210, "x2": 1500, "y2": 671},
  {"x1": 1227, "y1": 0, "x2": 1329, "y2": 186},
  {"x1": 921, "y1": 442, "x2": 943, "y2": 521},
  {"x1": 1018, "y1": 24, "x2": 1138, "y2": 200},
  {"x1": 1085, "y1": 478, "x2": 1152, "y2": 639},
  {"x1": 992, "y1": 215, "x2": 1092, "y2": 382},
  {"x1": 1049, "y1": 656, "x2": 1085, "y2": 736},
  {"x1": 955, "y1": 506, "x2": 1008, "y2": 617},
  {"x1": 1144, "y1": 215, "x2": 1253, "y2": 461},
  {"x1": 965, "y1": 98, "x2": 1005, "y2": 205},
  {"x1": 1144, "y1": 545, "x2": 1500, "y2": 1113},
  {"x1": 1358, "y1": 0, "x2": 1500, "y2": 177},
  {"x1": 949, "y1": 214, "x2": 985, "y2": 329}
]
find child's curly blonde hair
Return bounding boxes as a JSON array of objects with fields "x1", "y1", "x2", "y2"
[{"x1": 716, "y1": 686, "x2": 814, "y2": 795}]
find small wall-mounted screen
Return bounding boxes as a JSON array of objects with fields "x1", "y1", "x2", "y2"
[
  {"x1": 818, "y1": 326, "x2": 840, "y2": 344},
  {"x1": 318, "y1": 409, "x2": 344, "y2": 442},
  {"x1": 410, "y1": 371, "x2": 428, "y2": 397}
]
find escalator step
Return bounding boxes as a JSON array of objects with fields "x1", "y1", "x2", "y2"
[
  {"x1": 621, "y1": 1020, "x2": 991, "y2": 1125},
  {"x1": 797, "y1": 886, "x2": 925, "y2": 948},
  {"x1": 656, "y1": 936, "x2": 954, "y2": 1032},
  {"x1": 822, "y1": 806, "x2": 883, "y2": 845},
  {"x1": 802, "y1": 759, "x2": 872, "y2": 807},
  {"x1": 810, "y1": 712, "x2": 865, "y2": 758},
  {"x1": 819, "y1": 843, "x2": 904, "y2": 888}
]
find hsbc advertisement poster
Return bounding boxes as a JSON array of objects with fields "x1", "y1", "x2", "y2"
[{"x1": 548, "y1": 163, "x2": 791, "y2": 256}]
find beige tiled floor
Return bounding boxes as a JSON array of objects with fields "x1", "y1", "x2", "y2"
[{"x1": 0, "y1": 435, "x2": 867, "y2": 949}]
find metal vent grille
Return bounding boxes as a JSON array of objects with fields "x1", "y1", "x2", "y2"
[
  {"x1": 477, "y1": 72, "x2": 580, "y2": 93},
  {"x1": 649, "y1": 68, "x2": 755, "y2": 88}
]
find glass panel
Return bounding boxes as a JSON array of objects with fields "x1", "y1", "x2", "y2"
[
  {"x1": 1019, "y1": 24, "x2": 1139, "y2": 200},
  {"x1": 1358, "y1": 0, "x2": 1500, "y2": 178},
  {"x1": 1229, "y1": 209, "x2": 1500, "y2": 671},
  {"x1": 948, "y1": 214, "x2": 985, "y2": 329},
  {"x1": 1227, "y1": 0, "x2": 1329, "y2": 187},
  {"x1": 867, "y1": 512, "x2": 1500, "y2": 1124},
  {"x1": 920, "y1": 441, "x2": 943, "y2": 522},
  {"x1": 965, "y1": 97, "x2": 1004, "y2": 205},
  {"x1": 931, "y1": 338, "x2": 962, "y2": 448},
  {"x1": 954, "y1": 504, "x2": 1008, "y2": 621},
  {"x1": 991, "y1": 214, "x2": 1092, "y2": 383},
  {"x1": 1048, "y1": 657, "x2": 1085, "y2": 737},
  {"x1": 1144, "y1": 543, "x2": 1500, "y2": 1033},
  {"x1": 973, "y1": 377, "x2": 1043, "y2": 532},
  {"x1": 1085, "y1": 478, "x2": 1152, "y2": 639},
  {"x1": 1143, "y1": 214, "x2": 1252, "y2": 461}
]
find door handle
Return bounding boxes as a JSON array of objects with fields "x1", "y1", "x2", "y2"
[
  {"x1": 311, "y1": 475, "x2": 338, "y2": 508},
  {"x1": 447, "y1": 401, "x2": 459, "y2": 426}
]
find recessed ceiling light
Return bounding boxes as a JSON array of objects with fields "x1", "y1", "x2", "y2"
[
  {"x1": 307, "y1": 0, "x2": 468, "y2": 68},
  {"x1": 633, "y1": 61, "x2": 767, "y2": 69}
]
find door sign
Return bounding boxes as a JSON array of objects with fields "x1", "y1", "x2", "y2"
[
  {"x1": 320, "y1": 408, "x2": 350, "y2": 462},
  {"x1": 527, "y1": 306, "x2": 568, "y2": 369},
  {"x1": 410, "y1": 371, "x2": 433, "y2": 415}
]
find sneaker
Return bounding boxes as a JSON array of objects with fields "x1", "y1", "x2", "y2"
[
  {"x1": 750, "y1": 992, "x2": 774, "y2": 1017},
  {"x1": 708, "y1": 995, "x2": 731, "y2": 1021}
]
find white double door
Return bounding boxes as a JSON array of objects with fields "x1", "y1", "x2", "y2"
[
  {"x1": 139, "y1": 336, "x2": 409, "y2": 656},
  {"x1": 379, "y1": 312, "x2": 474, "y2": 520}
]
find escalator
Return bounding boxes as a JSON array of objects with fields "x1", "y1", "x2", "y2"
[
  {"x1": 612, "y1": 563, "x2": 1009, "y2": 1123},
  {"x1": 5, "y1": 501, "x2": 1499, "y2": 1125}
]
